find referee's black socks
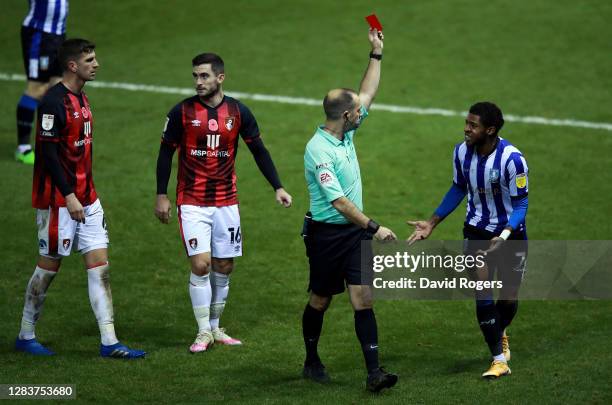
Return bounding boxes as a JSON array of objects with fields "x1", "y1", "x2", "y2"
[
  {"x1": 302, "y1": 304, "x2": 324, "y2": 365},
  {"x1": 354, "y1": 308, "x2": 380, "y2": 373}
]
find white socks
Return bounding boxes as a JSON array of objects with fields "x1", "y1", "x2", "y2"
[
  {"x1": 189, "y1": 272, "x2": 212, "y2": 333},
  {"x1": 20, "y1": 263, "x2": 119, "y2": 346},
  {"x1": 17, "y1": 144, "x2": 32, "y2": 153},
  {"x1": 87, "y1": 263, "x2": 119, "y2": 346},
  {"x1": 210, "y1": 272, "x2": 230, "y2": 330},
  {"x1": 493, "y1": 354, "x2": 506, "y2": 363},
  {"x1": 19, "y1": 266, "x2": 57, "y2": 340}
]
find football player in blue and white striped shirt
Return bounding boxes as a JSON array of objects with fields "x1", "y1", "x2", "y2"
[
  {"x1": 407, "y1": 101, "x2": 528, "y2": 379},
  {"x1": 15, "y1": 0, "x2": 69, "y2": 164}
]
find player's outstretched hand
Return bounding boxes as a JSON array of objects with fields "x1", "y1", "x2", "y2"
[
  {"x1": 406, "y1": 220, "x2": 433, "y2": 245},
  {"x1": 65, "y1": 193, "x2": 85, "y2": 223},
  {"x1": 476, "y1": 236, "x2": 505, "y2": 257},
  {"x1": 368, "y1": 28, "x2": 384, "y2": 50},
  {"x1": 374, "y1": 226, "x2": 396, "y2": 241},
  {"x1": 275, "y1": 188, "x2": 292, "y2": 208},
  {"x1": 155, "y1": 194, "x2": 172, "y2": 224}
]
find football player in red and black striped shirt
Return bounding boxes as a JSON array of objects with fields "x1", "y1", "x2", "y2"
[
  {"x1": 16, "y1": 38, "x2": 144, "y2": 359},
  {"x1": 155, "y1": 53, "x2": 292, "y2": 352}
]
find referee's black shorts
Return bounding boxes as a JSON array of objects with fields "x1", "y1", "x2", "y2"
[
  {"x1": 304, "y1": 220, "x2": 373, "y2": 296},
  {"x1": 463, "y1": 224, "x2": 528, "y2": 290},
  {"x1": 21, "y1": 26, "x2": 65, "y2": 82}
]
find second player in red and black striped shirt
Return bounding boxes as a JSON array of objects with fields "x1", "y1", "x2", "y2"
[
  {"x1": 155, "y1": 53, "x2": 292, "y2": 352},
  {"x1": 16, "y1": 38, "x2": 144, "y2": 358}
]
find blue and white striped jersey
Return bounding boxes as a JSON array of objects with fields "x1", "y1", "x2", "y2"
[
  {"x1": 453, "y1": 138, "x2": 529, "y2": 233},
  {"x1": 23, "y1": 0, "x2": 69, "y2": 35}
]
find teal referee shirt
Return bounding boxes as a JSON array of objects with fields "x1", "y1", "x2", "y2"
[{"x1": 304, "y1": 106, "x2": 368, "y2": 224}]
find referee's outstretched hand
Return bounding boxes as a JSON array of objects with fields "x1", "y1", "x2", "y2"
[{"x1": 374, "y1": 226, "x2": 396, "y2": 241}]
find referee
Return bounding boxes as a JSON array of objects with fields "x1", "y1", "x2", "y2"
[{"x1": 301, "y1": 28, "x2": 398, "y2": 392}]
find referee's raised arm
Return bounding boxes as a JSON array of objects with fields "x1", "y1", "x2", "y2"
[{"x1": 358, "y1": 29, "x2": 384, "y2": 110}]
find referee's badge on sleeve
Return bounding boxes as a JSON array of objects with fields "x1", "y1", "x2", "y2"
[
  {"x1": 42, "y1": 114, "x2": 54, "y2": 130},
  {"x1": 516, "y1": 173, "x2": 527, "y2": 188},
  {"x1": 319, "y1": 172, "x2": 333, "y2": 186}
]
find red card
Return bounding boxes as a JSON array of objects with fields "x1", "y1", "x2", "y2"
[{"x1": 365, "y1": 14, "x2": 383, "y2": 31}]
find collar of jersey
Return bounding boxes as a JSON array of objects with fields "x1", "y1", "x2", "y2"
[
  {"x1": 316, "y1": 126, "x2": 345, "y2": 146},
  {"x1": 60, "y1": 82, "x2": 84, "y2": 98},
  {"x1": 196, "y1": 95, "x2": 226, "y2": 110},
  {"x1": 475, "y1": 136, "x2": 503, "y2": 160}
]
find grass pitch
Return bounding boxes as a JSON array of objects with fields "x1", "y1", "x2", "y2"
[{"x1": 1, "y1": 0, "x2": 611, "y2": 403}]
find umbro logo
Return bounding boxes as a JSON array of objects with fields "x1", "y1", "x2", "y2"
[
  {"x1": 479, "y1": 318, "x2": 496, "y2": 326},
  {"x1": 191, "y1": 119, "x2": 201, "y2": 127},
  {"x1": 73, "y1": 111, "x2": 79, "y2": 119}
]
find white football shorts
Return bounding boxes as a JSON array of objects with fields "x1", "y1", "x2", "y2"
[
  {"x1": 178, "y1": 204, "x2": 242, "y2": 258},
  {"x1": 37, "y1": 198, "x2": 109, "y2": 258}
]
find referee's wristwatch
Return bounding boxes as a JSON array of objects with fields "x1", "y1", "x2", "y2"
[{"x1": 367, "y1": 219, "x2": 380, "y2": 234}]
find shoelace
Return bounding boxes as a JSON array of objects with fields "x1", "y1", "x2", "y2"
[
  {"x1": 195, "y1": 332, "x2": 213, "y2": 342},
  {"x1": 214, "y1": 328, "x2": 230, "y2": 338}
]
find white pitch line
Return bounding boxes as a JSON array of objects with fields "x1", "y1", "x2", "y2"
[{"x1": 2, "y1": 72, "x2": 611, "y2": 132}]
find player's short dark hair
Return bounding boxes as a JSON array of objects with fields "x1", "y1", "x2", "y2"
[
  {"x1": 469, "y1": 102, "x2": 505, "y2": 134},
  {"x1": 58, "y1": 38, "x2": 96, "y2": 71},
  {"x1": 192, "y1": 53, "x2": 224, "y2": 75},
  {"x1": 323, "y1": 88, "x2": 357, "y2": 120}
]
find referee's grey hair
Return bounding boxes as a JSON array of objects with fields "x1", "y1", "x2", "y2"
[{"x1": 323, "y1": 88, "x2": 357, "y2": 120}]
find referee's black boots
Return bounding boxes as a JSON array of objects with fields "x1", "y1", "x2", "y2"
[
  {"x1": 366, "y1": 367, "x2": 398, "y2": 392},
  {"x1": 303, "y1": 362, "x2": 331, "y2": 384}
]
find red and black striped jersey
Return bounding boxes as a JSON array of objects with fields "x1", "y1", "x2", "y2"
[
  {"x1": 32, "y1": 82, "x2": 97, "y2": 208},
  {"x1": 162, "y1": 96, "x2": 260, "y2": 207}
]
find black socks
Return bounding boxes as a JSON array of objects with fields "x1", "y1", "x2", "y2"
[
  {"x1": 302, "y1": 304, "x2": 324, "y2": 365},
  {"x1": 354, "y1": 308, "x2": 380, "y2": 373}
]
